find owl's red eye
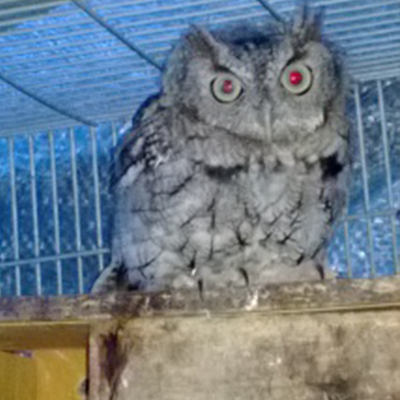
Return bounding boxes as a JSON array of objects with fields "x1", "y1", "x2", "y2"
[
  {"x1": 222, "y1": 79, "x2": 233, "y2": 93},
  {"x1": 211, "y1": 73, "x2": 242, "y2": 103},
  {"x1": 289, "y1": 71, "x2": 303, "y2": 86},
  {"x1": 281, "y1": 63, "x2": 312, "y2": 95}
]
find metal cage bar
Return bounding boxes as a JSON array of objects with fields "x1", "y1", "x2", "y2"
[
  {"x1": 354, "y1": 84, "x2": 376, "y2": 277},
  {"x1": 343, "y1": 220, "x2": 352, "y2": 278},
  {"x1": 28, "y1": 135, "x2": 42, "y2": 295},
  {"x1": 90, "y1": 127, "x2": 105, "y2": 273},
  {"x1": 48, "y1": 130, "x2": 63, "y2": 295},
  {"x1": 7, "y1": 137, "x2": 21, "y2": 296},
  {"x1": 377, "y1": 80, "x2": 399, "y2": 273},
  {"x1": 69, "y1": 128, "x2": 84, "y2": 294},
  {"x1": 0, "y1": 1, "x2": 64, "y2": 17},
  {"x1": 111, "y1": 122, "x2": 119, "y2": 147},
  {"x1": 0, "y1": 249, "x2": 110, "y2": 269}
]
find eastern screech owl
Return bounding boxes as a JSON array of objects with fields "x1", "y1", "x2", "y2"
[{"x1": 92, "y1": 6, "x2": 350, "y2": 294}]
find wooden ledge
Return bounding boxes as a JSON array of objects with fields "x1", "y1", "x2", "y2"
[
  {"x1": 1, "y1": 277, "x2": 400, "y2": 399},
  {"x1": 1, "y1": 276, "x2": 400, "y2": 323}
]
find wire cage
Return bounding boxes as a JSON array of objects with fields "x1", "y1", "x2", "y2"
[{"x1": 0, "y1": 0, "x2": 399, "y2": 297}]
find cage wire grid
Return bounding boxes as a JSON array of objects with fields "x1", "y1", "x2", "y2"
[{"x1": 0, "y1": 0, "x2": 399, "y2": 296}]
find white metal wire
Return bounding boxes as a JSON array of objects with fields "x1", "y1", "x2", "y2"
[
  {"x1": 354, "y1": 84, "x2": 376, "y2": 277},
  {"x1": 343, "y1": 220, "x2": 352, "y2": 278},
  {"x1": 28, "y1": 135, "x2": 42, "y2": 295},
  {"x1": 69, "y1": 128, "x2": 84, "y2": 294},
  {"x1": 48, "y1": 130, "x2": 63, "y2": 295},
  {"x1": 0, "y1": 10, "x2": 75, "y2": 29},
  {"x1": 90, "y1": 127, "x2": 105, "y2": 273},
  {"x1": 111, "y1": 121, "x2": 118, "y2": 146},
  {"x1": 377, "y1": 80, "x2": 399, "y2": 273},
  {"x1": 7, "y1": 137, "x2": 21, "y2": 296},
  {"x1": 344, "y1": 208, "x2": 399, "y2": 222},
  {"x1": 0, "y1": 1, "x2": 64, "y2": 17},
  {"x1": 0, "y1": 249, "x2": 110, "y2": 269}
]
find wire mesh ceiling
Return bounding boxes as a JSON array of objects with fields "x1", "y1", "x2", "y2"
[{"x1": 0, "y1": 0, "x2": 399, "y2": 136}]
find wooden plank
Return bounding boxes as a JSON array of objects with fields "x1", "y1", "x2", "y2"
[
  {"x1": 0, "y1": 278, "x2": 400, "y2": 400},
  {"x1": 1, "y1": 277, "x2": 400, "y2": 322},
  {"x1": 0, "y1": 322, "x2": 89, "y2": 350},
  {"x1": 90, "y1": 311, "x2": 400, "y2": 400},
  {"x1": 0, "y1": 351, "x2": 37, "y2": 400},
  {"x1": 34, "y1": 348, "x2": 87, "y2": 400},
  {"x1": 0, "y1": 348, "x2": 87, "y2": 400}
]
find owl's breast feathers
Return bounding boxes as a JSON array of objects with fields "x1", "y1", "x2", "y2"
[
  {"x1": 116, "y1": 103, "x2": 346, "y2": 225},
  {"x1": 93, "y1": 97, "x2": 349, "y2": 294}
]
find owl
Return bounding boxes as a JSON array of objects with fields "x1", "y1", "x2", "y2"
[{"x1": 91, "y1": 6, "x2": 350, "y2": 294}]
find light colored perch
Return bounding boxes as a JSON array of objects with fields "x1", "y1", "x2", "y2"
[
  {"x1": 92, "y1": 310, "x2": 400, "y2": 400},
  {"x1": 1, "y1": 278, "x2": 400, "y2": 400},
  {"x1": 88, "y1": 278, "x2": 400, "y2": 400}
]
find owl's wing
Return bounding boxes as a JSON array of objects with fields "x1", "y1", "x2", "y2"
[
  {"x1": 110, "y1": 95, "x2": 171, "y2": 188},
  {"x1": 91, "y1": 97, "x2": 171, "y2": 294}
]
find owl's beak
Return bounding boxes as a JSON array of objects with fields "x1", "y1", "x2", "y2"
[{"x1": 257, "y1": 104, "x2": 272, "y2": 141}]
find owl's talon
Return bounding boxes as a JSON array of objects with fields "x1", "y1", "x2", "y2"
[
  {"x1": 238, "y1": 267, "x2": 250, "y2": 287},
  {"x1": 197, "y1": 279, "x2": 205, "y2": 302}
]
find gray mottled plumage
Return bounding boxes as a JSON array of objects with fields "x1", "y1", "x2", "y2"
[{"x1": 92, "y1": 7, "x2": 350, "y2": 294}]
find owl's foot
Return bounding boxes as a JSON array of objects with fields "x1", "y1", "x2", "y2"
[
  {"x1": 193, "y1": 267, "x2": 249, "y2": 302},
  {"x1": 316, "y1": 262, "x2": 337, "y2": 280},
  {"x1": 90, "y1": 261, "x2": 130, "y2": 294}
]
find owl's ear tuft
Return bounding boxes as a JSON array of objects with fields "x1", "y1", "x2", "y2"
[
  {"x1": 185, "y1": 25, "x2": 218, "y2": 53},
  {"x1": 291, "y1": 3, "x2": 324, "y2": 44},
  {"x1": 184, "y1": 25, "x2": 230, "y2": 63}
]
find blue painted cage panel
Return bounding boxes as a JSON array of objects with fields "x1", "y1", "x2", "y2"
[{"x1": 0, "y1": 0, "x2": 399, "y2": 296}]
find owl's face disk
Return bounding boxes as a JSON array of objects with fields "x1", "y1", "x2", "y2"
[{"x1": 162, "y1": 8, "x2": 346, "y2": 143}]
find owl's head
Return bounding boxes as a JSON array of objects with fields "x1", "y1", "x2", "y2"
[{"x1": 162, "y1": 6, "x2": 347, "y2": 143}]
